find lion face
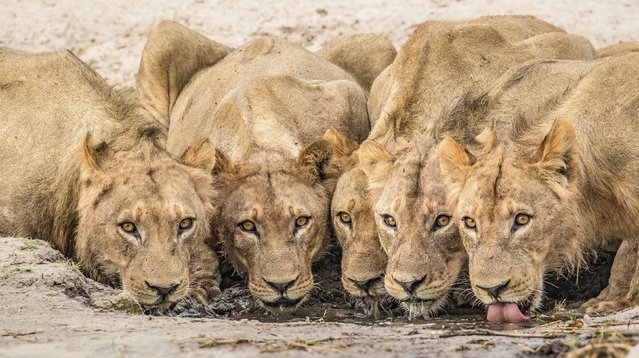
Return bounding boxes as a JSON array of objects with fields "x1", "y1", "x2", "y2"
[
  {"x1": 76, "y1": 139, "x2": 217, "y2": 308},
  {"x1": 439, "y1": 122, "x2": 583, "y2": 318},
  {"x1": 216, "y1": 159, "x2": 328, "y2": 309},
  {"x1": 360, "y1": 142, "x2": 467, "y2": 317},
  {"x1": 332, "y1": 165, "x2": 387, "y2": 299}
]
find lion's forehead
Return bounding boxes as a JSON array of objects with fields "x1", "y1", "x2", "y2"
[
  {"x1": 333, "y1": 171, "x2": 368, "y2": 211},
  {"x1": 115, "y1": 199, "x2": 199, "y2": 221},
  {"x1": 228, "y1": 174, "x2": 325, "y2": 213},
  {"x1": 469, "y1": 165, "x2": 548, "y2": 217},
  {"x1": 110, "y1": 166, "x2": 199, "y2": 197}
]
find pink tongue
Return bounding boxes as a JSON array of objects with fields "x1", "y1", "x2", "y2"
[{"x1": 487, "y1": 303, "x2": 529, "y2": 323}]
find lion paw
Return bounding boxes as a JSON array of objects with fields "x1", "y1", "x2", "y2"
[
  {"x1": 581, "y1": 297, "x2": 603, "y2": 310},
  {"x1": 189, "y1": 284, "x2": 221, "y2": 305},
  {"x1": 92, "y1": 291, "x2": 144, "y2": 314},
  {"x1": 584, "y1": 299, "x2": 632, "y2": 314}
]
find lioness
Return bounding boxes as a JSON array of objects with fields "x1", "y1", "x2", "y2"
[
  {"x1": 137, "y1": 21, "x2": 387, "y2": 309},
  {"x1": 439, "y1": 52, "x2": 639, "y2": 323},
  {"x1": 328, "y1": 132, "x2": 389, "y2": 300},
  {"x1": 0, "y1": 48, "x2": 220, "y2": 308},
  {"x1": 352, "y1": 15, "x2": 596, "y2": 317}
]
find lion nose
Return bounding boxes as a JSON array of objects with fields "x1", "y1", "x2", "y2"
[
  {"x1": 394, "y1": 275, "x2": 427, "y2": 295},
  {"x1": 265, "y1": 278, "x2": 297, "y2": 295},
  {"x1": 146, "y1": 281, "x2": 180, "y2": 296},
  {"x1": 348, "y1": 276, "x2": 383, "y2": 293},
  {"x1": 476, "y1": 280, "x2": 510, "y2": 300}
]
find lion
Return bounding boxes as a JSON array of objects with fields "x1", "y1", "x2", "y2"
[
  {"x1": 0, "y1": 48, "x2": 222, "y2": 308},
  {"x1": 340, "y1": 15, "x2": 596, "y2": 317},
  {"x1": 315, "y1": 33, "x2": 397, "y2": 94},
  {"x1": 136, "y1": 21, "x2": 393, "y2": 309},
  {"x1": 596, "y1": 41, "x2": 639, "y2": 58},
  {"x1": 327, "y1": 131, "x2": 388, "y2": 300},
  {"x1": 366, "y1": 15, "x2": 596, "y2": 144},
  {"x1": 438, "y1": 52, "x2": 639, "y2": 323}
]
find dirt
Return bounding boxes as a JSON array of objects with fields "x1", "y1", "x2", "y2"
[
  {"x1": 4, "y1": 1, "x2": 639, "y2": 356},
  {"x1": 3, "y1": 0, "x2": 639, "y2": 88},
  {"x1": 1, "y1": 237, "x2": 639, "y2": 357}
]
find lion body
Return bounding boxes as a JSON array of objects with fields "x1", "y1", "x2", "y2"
[
  {"x1": 0, "y1": 47, "x2": 220, "y2": 306},
  {"x1": 439, "y1": 52, "x2": 639, "y2": 314},
  {"x1": 341, "y1": 15, "x2": 596, "y2": 315},
  {"x1": 137, "y1": 21, "x2": 388, "y2": 307}
]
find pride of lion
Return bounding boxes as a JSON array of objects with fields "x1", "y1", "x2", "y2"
[{"x1": 3, "y1": 14, "x2": 639, "y2": 324}]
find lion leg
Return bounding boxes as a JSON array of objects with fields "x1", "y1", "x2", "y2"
[
  {"x1": 188, "y1": 242, "x2": 222, "y2": 305},
  {"x1": 583, "y1": 240, "x2": 636, "y2": 313},
  {"x1": 623, "y1": 245, "x2": 639, "y2": 304}
]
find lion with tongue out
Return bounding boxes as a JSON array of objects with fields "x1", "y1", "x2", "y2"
[{"x1": 438, "y1": 52, "x2": 639, "y2": 323}]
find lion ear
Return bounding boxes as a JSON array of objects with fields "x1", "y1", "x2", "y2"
[
  {"x1": 297, "y1": 140, "x2": 334, "y2": 181},
  {"x1": 535, "y1": 118, "x2": 578, "y2": 182},
  {"x1": 322, "y1": 128, "x2": 359, "y2": 156},
  {"x1": 212, "y1": 149, "x2": 235, "y2": 176},
  {"x1": 358, "y1": 140, "x2": 391, "y2": 192},
  {"x1": 438, "y1": 137, "x2": 472, "y2": 192},
  {"x1": 137, "y1": 20, "x2": 231, "y2": 127},
  {"x1": 79, "y1": 134, "x2": 113, "y2": 178},
  {"x1": 180, "y1": 139, "x2": 216, "y2": 172}
]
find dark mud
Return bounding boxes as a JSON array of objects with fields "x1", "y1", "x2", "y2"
[{"x1": 174, "y1": 236, "x2": 614, "y2": 328}]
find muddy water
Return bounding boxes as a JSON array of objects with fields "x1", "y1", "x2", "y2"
[
  {"x1": 174, "y1": 285, "x2": 563, "y2": 334},
  {"x1": 172, "y1": 248, "x2": 614, "y2": 332}
]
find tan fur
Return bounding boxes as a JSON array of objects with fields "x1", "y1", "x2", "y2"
[
  {"x1": 367, "y1": 15, "x2": 595, "y2": 144},
  {"x1": 335, "y1": 15, "x2": 596, "y2": 313},
  {"x1": 326, "y1": 132, "x2": 387, "y2": 299},
  {"x1": 137, "y1": 20, "x2": 232, "y2": 128},
  {"x1": 359, "y1": 141, "x2": 467, "y2": 316},
  {"x1": 439, "y1": 52, "x2": 639, "y2": 314},
  {"x1": 596, "y1": 41, "x2": 639, "y2": 58},
  {"x1": 0, "y1": 48, "x2": 221, "y2": 307},
  {"x1": 137, "y1": 21, "x2": 371, "y2": 308},
  {"x1": 316, "y1": 34, "x2": 397, "y2": 94}
]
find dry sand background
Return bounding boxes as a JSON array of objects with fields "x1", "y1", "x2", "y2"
[
  {"x1": 3, "y1": 0, "x2": 639, "y2": 87},
  {"x1": 4, "y1": 0, "x2": 639, "y2": 357}
]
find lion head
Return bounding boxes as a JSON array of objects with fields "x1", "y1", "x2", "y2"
[
  {"x1": 213, "y1": 135, "x2": 354, "y2": 309},
  {"x1": 359, "y1": 140, "x2": 467, "y2": 317},
  {"x1": 332, "y1": 158, "x2": 388, "y2": 300},
  {"x1": 439, "y1": 122, "x2": 584, "y2": 322},
  {"x1": 75, "y1": 136, "x2": 220, "y2": 308}
]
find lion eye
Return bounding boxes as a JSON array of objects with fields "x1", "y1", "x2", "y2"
[
  {"x1": 434, "y1": 214, "x2": 451, "y2": 229},
  {"x1": 513, "y1": 213, "x2": 531, "y2": 229},
  {"x1": 239, "y1": 220, "x2": 256, "y2": 232},
  {"x1": 463, "y1": 217, "x2": 477, "y2": 230},
  {"x1": 120, "y1": 222, "x2": 138, "y2": 234},
  {"x1": 295, "y1": 216, "x2": 310, "y2": 227},
  {"x1": 337, "y1": 211, "x2": 352, "y2": 224},
  {"x1": 382, "y1": 215, "x2": 396, "y2": 228},
  {"x1": 178, "y1": 218, "x2": 194, "y2": 231}
]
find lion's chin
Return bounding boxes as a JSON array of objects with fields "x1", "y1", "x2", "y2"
[
  {"x1": 401, "y1": 295, "x2": 448, "y2": 319},
  {"x1": 131, "y1": 290, "x2": 187, "y2": 312},
  {"x1": 259, "y1": 297, "x2": 304, "y2": 313}
]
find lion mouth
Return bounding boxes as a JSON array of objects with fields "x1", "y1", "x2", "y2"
[
  {"x1": 263, "y1": 297, "x2": 302, "y2": 308},
  {"x1": 401, "y1": 295, "x2": 447, "y2": 319},
  {"x1": 486, "y1": 296, "x2": 536, "y2": 324},
  {"x1": 405, "y1": 296, "x2": 435, "y2": 303}
]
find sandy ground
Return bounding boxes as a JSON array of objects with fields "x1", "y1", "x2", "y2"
[
  {"x1": 2, "y1": 237, "x2": 638, "y2": 358},
  {"x1": 3, "y1": 0, "x2": 639, "y2": 88},
  {"x1": 4, "y1": 1, "x2": 639, "y2": 357}
]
